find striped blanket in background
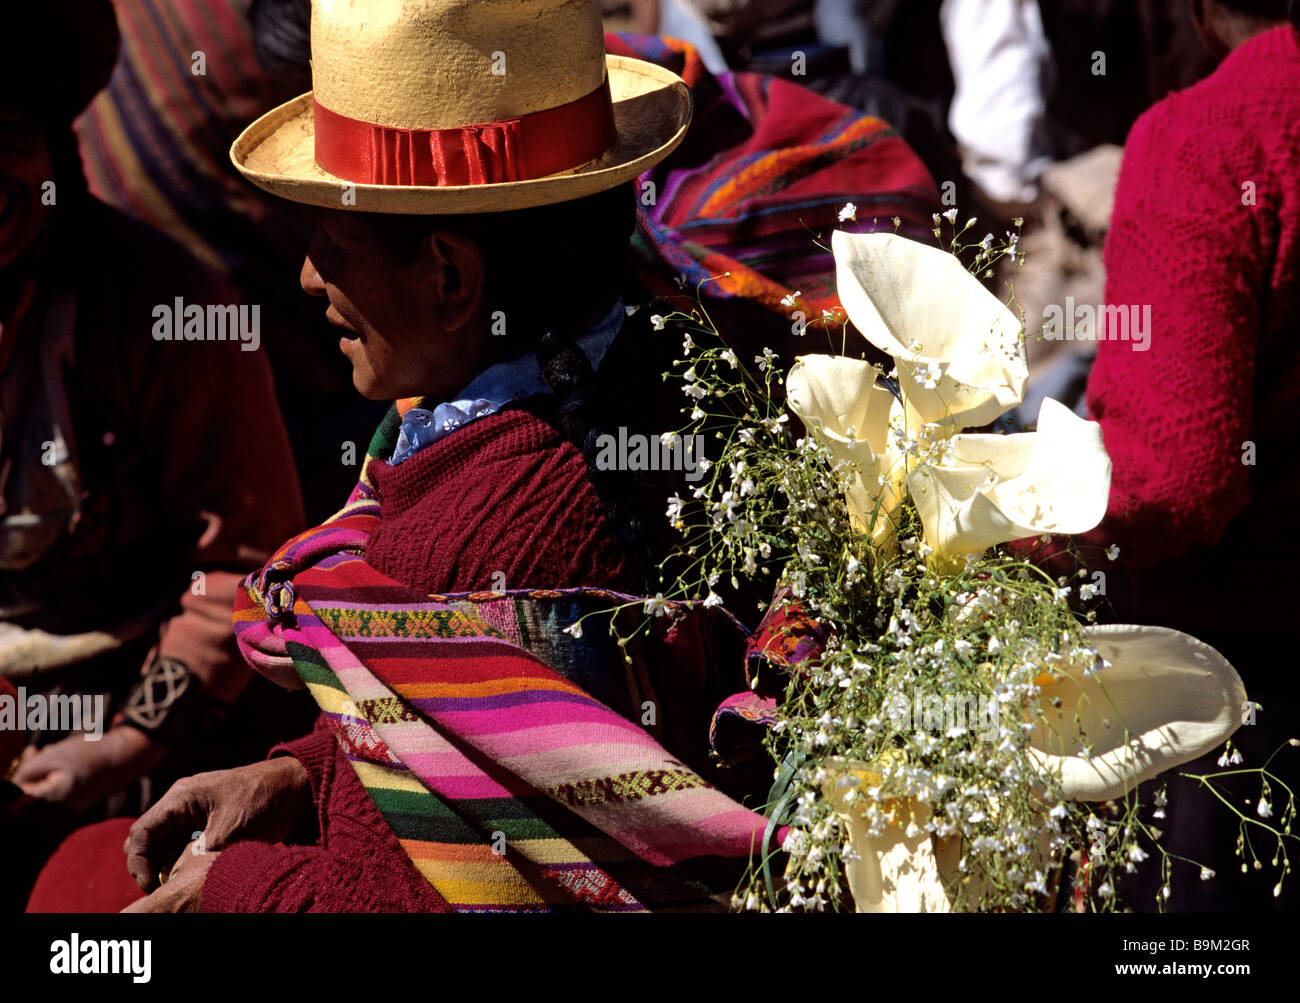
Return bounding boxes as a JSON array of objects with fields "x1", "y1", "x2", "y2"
[
  {"x1": 610, "y1": 33, "x2": 940, "y2": 317},
  {"x1": 232, "y1": 407, "x2": 780, "y2": 912},
  {"x1": 74, "y1": 0, "x2": 299, "y2": 277}
]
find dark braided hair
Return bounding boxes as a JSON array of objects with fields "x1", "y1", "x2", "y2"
[
  {"x1": 464, "y1": 186, "x2": 665, "y2": 592},
  {"x1": 535, "y1": 326, "x2": 661, "y2": 591}
]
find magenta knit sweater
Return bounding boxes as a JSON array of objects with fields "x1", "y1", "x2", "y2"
[{"x1": 1082, "y1": 25, "x2": 1300, "y2": 633}]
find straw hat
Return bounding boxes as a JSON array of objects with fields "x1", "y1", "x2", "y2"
[{"x1": 231, "y1": 0, "x2": 692, "y2": 214}]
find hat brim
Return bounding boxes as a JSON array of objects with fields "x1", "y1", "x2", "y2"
[{"x1": 230, "y1": 54, "x2": 691, "y2": 214}]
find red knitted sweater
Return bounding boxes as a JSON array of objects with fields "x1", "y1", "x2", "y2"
[
  {"x1": 1081, "y1": 25, "x2": 1300, "y2": 635},
  {"x1": 365, "y1": 404, "x2": 628, "y2": 595},
  {"x1": 202, "y1": 405, "x2": 629, "y2": 911}
]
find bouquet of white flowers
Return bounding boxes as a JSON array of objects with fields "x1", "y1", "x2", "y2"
[{"x1": 651, "y1": 217, "x2": 1294, "y2": 912}]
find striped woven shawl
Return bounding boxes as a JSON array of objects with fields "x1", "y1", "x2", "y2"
[{"x1": 233, "y1": 410, "x2": 776, "y2": 911}]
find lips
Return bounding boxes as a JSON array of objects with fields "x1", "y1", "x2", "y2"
[{"x1": 324, "y1": 302, "x2": 359, "y2": 338}]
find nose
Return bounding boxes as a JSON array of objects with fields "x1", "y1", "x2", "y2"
[
  {"x1": 300, "y1": 254, "x2": 326, "y2": 297},
  {"x1": 301, "y1": 225, "x2": 330, "y2": 296}
]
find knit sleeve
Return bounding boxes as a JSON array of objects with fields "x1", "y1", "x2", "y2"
[
  {"x1": 200, "y1": 717, "x2": 453, "y2": 913},
  {"x1": 199, "y1": 840, "x2": 451, "y2": 913},
  {"x1": 1082, "y1": 99, "x2": 1263, "y2": 568},
  {"x1": 265, "y1": 714, "x2": 340, "y2": 846}
]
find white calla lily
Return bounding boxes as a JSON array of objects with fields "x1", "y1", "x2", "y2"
[
  {"x1": 906, "y1": 398, "x2": 1112, "y2": 564},
  {"x1": 826, "y1": 625, "x2": 1244, "y2": 911},
  {"x1": 786, "y1": 356, "x2": 905, "y2": 544},
  {"x1": 832, "y1": 230, "x2": 1027, "y2": 429},
  {"x1": 822, "y1": 756, "x2": 952, "y2": 913},
  {"x1": 1027, "y1": 625, "x2": 1246, "y2": 801}
]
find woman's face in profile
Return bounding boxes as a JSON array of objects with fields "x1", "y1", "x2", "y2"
[{"x1": 300, "y1": 209, "x2": 487, "y2": 401}]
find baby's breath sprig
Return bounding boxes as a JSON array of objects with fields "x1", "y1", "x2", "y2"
[{"x1": 1182, "y1": 739, "x2": 1300, "y2": 899}]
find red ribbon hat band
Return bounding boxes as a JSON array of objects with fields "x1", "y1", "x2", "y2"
[{"x1": 313, "y1": 76, "x2": 617, "y2": 187}]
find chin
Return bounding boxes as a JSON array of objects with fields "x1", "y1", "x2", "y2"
[{"x1": 350, "y1": 370, "x2": 390, "y2": 401}]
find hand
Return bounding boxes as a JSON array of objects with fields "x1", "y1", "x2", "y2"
[
  {"x1": 123, "y1": 757, "x2": 312, "y2": 894},
  {"x1": 12, "y1": 727, "x2": 166, "y2": 813},
  {"x1": 121, "y1": 843, "x2": 220, "y2": 913}
]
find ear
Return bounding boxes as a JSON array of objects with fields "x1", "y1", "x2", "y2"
[{"x1": 419, "y1": 228, "x2": 487, "y2": 333}]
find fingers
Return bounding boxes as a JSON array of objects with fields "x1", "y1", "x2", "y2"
[
  {"x1": 123, "y1": 777, "x2": 210, "y2": 893},
  {"x1": 122, "y1": 844, "x2": 216, "y2": 913},
  {"x1": 10, "y1": 747, "x2": 53, "y2": 785},
  {"x1": 121, "y1": 881, "x2": 185, "y2": 913},
  {"x1": 15, "y1": 770, "x2": 72, "y2": 802}
]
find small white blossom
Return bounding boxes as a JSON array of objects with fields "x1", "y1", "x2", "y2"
[
  {"x1": 651, "y1": 314, "x2": 666, "y2": 331},
  {"x1": 644, "y1": 594, "x2": 670, "y2": 618},
  {"x1": 838, "y1": 202, "x2": 857, "y2": 222},
  {"x1": 563, "y1": 621, "x2": 583, "y2": 639},
  {"x1": 919, "y1": 361, "x2": 944, "y2": 390},
  {"x1": 1106, "y1": 544, "x2": 1120, "y2": 561}
]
